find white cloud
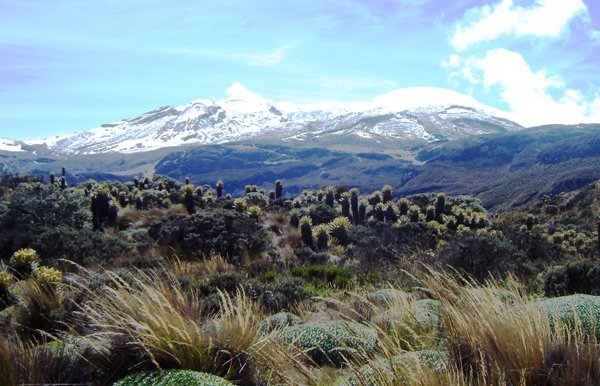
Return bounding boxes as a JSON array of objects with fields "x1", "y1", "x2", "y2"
[
  {"x1": 444, "y1": 48, "x2": 600, "y2": 126},
  {"x1": 225, "y1": 82, "x2": 269, "y2": 102},
  {"x1": 242, "y1": 45, "x2": 292, "y2": 67},
  {"x1": 451, "y1": 0, "x2": 588, "y2": 51},
  {"x1": 157, "y1": 44, "x2": 292, "y2": 67}
]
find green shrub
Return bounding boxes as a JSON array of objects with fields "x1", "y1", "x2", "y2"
[
  {"x1": 544, "y1": 259, "x2": 600, "y2": 297},
  {"x1": 291, "y1": 265, "x2": 353, "y2": 288},
  {"x1": 309, "y1": 202, "x2": 338, "y2": 225},
  {"x1": 277, "y1": 321, "x2": 378, "y2": 366},
  {"x1": 262, "y1": 277, "x2": 309, "y2": 313},
  {"x1": 114, "y1": 370, "x2": 234, "y2": 386},
  {"x1": 258, "y1": 312, "x2": 303, "y2": 333},
  {"x1": 439, "y1": 231, "x2": 528, "y2": 281},
  {"x1": 149, "y1": 209, "x2": 268, "y2": 260}
]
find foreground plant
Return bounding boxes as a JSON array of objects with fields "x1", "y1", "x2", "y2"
[{"x1": 422, "y1": 268, "x2": 600, "y2": 385}]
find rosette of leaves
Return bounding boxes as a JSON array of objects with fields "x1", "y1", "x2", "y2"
[
  {"x1": 408, "y1": 205, "x2": 421, "y2": 223},
  {"x1": 313, "y1": 224, "x2": 330, "y2": 251},
  {"x1": 277, "y1": 321, "x2": 378, "y2": 366},
  {"x1": 0, "y1": 270, "x2": 15, "y2": 308},
  {"x1": 373, "y1": 202, "x2": 385, "y2": 222},
  {"x1": 381, "y1": 185, "x2": 393, "y2": 203},
  {"x1": 247, "y1": 205, "x2": 262, "y2": 219},
  {"x1": 414, "y1": 299, "x2": 442, "y2": 331},
  {"x1": 34, "y1": 266, "x2": 63, "y2": 284},
  {"x1": 9, "y1": 248, "x2": 40, "y2": 279},
  {"x1": 258, "y1": 311, "x2": 303, "y2": 333},
  {"x1": 233, "y1": 198, "x2": 247, "y2": 213},
  {"x1": 114, "y1": 370, "x2": 234, "y2": 386},
  {"x1": 182, "y1": 184, "x2": 195, "y2": 214},
  {"x1": 289, "y1": 208, "x2": 300, "y2": 228},
  {"x1": 328, "y1": 217, "x2": 352, "y2": 246},
  {"x1": 300, "y1": 216, "x2": 316, "y2": 251}
]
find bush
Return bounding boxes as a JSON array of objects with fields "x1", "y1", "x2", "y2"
[
  {"x1": 291, "y1": 265, "x2": 353, "y2": 288},
  {"x1": 439, "y1": 231, "x2": 528, "y2": 281},
  {"x1": 114, "y1": 370, "x2": 234, "y2": 386},
  {"x1": 262, "y1": 277, "x2": 309, "y2": 313},
  {"x1": 149, "y1": 209, "x2": 268, "y2": 260},
  {"x1": 193, "y1": 274, "x2": 308, "y2": 314},
  {"x1": 544, "y1": 259, "x2": 600, "y2": 297},
  {"x1": 277, "y1": 321, "x2": 378, "y2": 366},
  {"x1": 309, "y1": 203, "x2": 338, "y2": 225}
]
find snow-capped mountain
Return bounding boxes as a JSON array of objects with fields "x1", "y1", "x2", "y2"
[
  {"x1": 0, "y1": 138, "x2": 24, "y2": 152},
  {"x1": 33, "y1": 84, "x2": 523, "y2": 154}
]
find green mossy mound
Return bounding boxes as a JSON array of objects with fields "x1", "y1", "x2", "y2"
[
  {"x1": 278, "y1": 321, "x2": 378, "y2": 366},
  {"x1": 372, "y1": 299, "x2": 442, "y2": 333},
  {"x1": 339, "y1": 350, "x2": 449, "y2": 386},
  {"x1": 113, "y1": 370, "x2": 234, "y2": 386},
  {"x1": 534, "y1": 294, "x2": 600, "y2": 337},
  {"x1": 258, "y1": 311, "x2": 303, "y2": 333}
]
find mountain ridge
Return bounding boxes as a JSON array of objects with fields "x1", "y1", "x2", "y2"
[{"x1": 22, "y1": 85, "x2": 523, "y2": 154}]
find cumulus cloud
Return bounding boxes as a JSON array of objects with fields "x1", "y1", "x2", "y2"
[
  {"x1": 444, "y1": 48, "x2": 600, "y2": 126},
  {"x1": 451, "y1": 0, "x2": 588, "y2": 51}
]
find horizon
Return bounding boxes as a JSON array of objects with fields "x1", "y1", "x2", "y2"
[{"x1": 1, "y1": 0, "x2": 599, "y2": 140}]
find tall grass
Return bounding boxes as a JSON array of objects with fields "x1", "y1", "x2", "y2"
[
  {"x1": 421, "y1": 268, "x2": 600, "y2": 385},
  {"x1": 74, "y1": 267, "x2": 325, "y2": 384}
]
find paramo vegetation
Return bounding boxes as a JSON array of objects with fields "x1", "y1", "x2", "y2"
[{"x1": 0, "y1": 170, "x2": 599, "y2": 385}]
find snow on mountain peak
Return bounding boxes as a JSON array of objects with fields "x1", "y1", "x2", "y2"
[
  {"x1": 0, "y1": 138, "x2": 23, "y2": 152},
  {"x1": 21, "y1": 84, "x2": 523, "y2": 154}
]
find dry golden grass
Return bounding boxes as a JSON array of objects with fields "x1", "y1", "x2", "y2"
[
  {"x1": 170, "y1": 254, "x2": 234, "y2": 278},
  {"x1": 73, "y1": 267, "x2": 322, "y2": 384},
  {"x1": 421, "y1": 268, "x2": 600, "y2": 386}
]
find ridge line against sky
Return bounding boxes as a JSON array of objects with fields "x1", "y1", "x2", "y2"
[{"x1": 0, "y1": 0, "x2": 599, "y2": 139}]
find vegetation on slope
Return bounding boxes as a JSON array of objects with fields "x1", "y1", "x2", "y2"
[{"x1": 0, "y1": 170, "x2": 598, "y2": 385}]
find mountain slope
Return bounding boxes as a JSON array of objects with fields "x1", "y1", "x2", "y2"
[{"x1": 33, "y1": 85, "x2": 523, "y2": 154}]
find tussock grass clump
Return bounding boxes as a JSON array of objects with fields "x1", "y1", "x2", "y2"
[
  {"x1": 73, "y1": 267, "x2": 319, "y2": 385},
  {"x1": 75, "y1": 268, "x2": 265, "y2": 382},
  {"x1": 0, "y1": 329, "x2": 89, "y2": 385},
  {"x1": 422, "y1": 269, "x2": 600, "y2": 385}
]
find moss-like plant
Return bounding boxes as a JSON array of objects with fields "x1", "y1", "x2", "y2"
[
  {"x1": 277, "y1": 321, "x2": 377, "y2": 366},
  {"x1": 340, "y1": 350, "x2": 449, "y2": 386},
  {"x1": 534, "y1": 294, "x2": 600, "y2": 338},
  {"x1": 114, "y1": 370, "x2": 234, "y2": 386},
  {"x1": 258, "y1": 311, "x2": 303, "y2": 333}
]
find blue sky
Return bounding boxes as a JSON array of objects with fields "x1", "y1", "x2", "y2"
[{"x1": 1, "y1": 0, "x2": 599, "y2": 139}]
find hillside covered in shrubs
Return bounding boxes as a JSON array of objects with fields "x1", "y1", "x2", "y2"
[{"x1": 0, "y1": 171, "x2": 599, "y2": 385}]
